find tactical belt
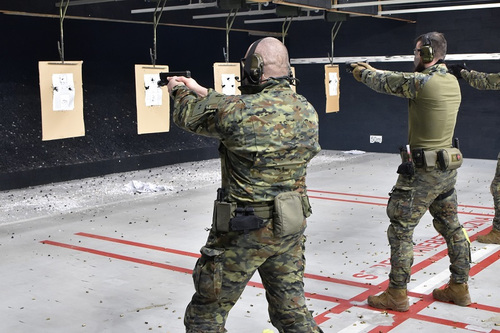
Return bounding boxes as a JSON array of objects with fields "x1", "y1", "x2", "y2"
[
  {"x1": 241, "y1": 203, "x2": 274, "y2": 219},
  {"x1": 214, "y1": 188, "x2": 309, "y2": 237},
  {"x1": 413, "y1": 148, "x2": 463, "y2": 171}
]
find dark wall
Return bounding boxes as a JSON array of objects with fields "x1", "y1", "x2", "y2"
[{"x1": 0, "y1": 9, "x2": 499, "y2": 190}]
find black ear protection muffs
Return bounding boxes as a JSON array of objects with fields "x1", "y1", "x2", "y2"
[
  {"x1": 246, "y1": 53, "x2": 264, "y2": 84},
  {"x1": 240, "y1": 39, "x2": 264, "y2": 85},
  {"x1": 420, "y1": 34, "x2": 434, "y2": 63}
]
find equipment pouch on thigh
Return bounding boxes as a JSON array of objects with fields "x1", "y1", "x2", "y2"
[
  {"x1": 437, "y1": 148, "x2": 463, "y2": 171},
  {"x1": 193, "y1": 246, "x2": 225, "y2": 300},
  {"x1": 387, "y1": 186, "x2": 414, "y2": 221},
  {"x1": 213, "y1": 201, "x2": 236, "y2": 233},
  {"x1": 273, "y1": 191, "x2": 306, "y2": 237}
]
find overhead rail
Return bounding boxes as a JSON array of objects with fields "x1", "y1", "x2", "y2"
[
  {"x1": 131, "y1": 2, "x2": 219, "y2": 14},
  {"x1": 380, "y1": 2, "x2": 500, "y2": 14},
  {"x1": 0, "y1": 10, "x2": 282, "y2": 37},
  {"x1": 331, "y1": 0, "x2": 447, "y2": 9},
  {"x1": 291, "y1": 53, "x2": 500, "y2": 65}
]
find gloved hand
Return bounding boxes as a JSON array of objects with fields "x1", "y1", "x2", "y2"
[
  {"x1": 351, "y1": 62, "x2": 375, "y2": 82},
  {"x1": 447, "y1": 63, "x2": 468, "y2": 79}
]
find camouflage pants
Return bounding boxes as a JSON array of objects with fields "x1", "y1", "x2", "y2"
[
  {"x1": 386, "y1": 168, "x2": 470, "y2": 288},
  {"x1": 491, "y1": 154, "x2": 500, "y2": 231},
  {"x1": 184, "y1": 223, "x2": 322, "y2": 333}
]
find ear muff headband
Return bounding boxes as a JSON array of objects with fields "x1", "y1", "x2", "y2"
[{"x1": 420, "y1": 35, "x2": 434, "y2": 63}]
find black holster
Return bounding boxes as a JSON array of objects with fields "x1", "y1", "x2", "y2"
[{"x1": 230, "y1": 207, "x2": 266, "y2": 233}]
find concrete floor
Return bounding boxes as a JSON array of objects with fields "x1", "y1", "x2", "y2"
[{"x1": 1, "y1": 150, "x2": 499, "y2": 333}]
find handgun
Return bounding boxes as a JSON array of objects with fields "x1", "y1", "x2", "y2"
[
  {"x1": 345, "y1": 62, "x2": 356, "y2": 73},
  {"x1": 158, "y1": 71, "x2": 191, "y2": 87}
]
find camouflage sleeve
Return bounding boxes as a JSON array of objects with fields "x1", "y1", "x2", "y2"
[
  {"x1": 171, "y1": 86, "x2": 230, "y2": 138},
  {"x1": 461, "y1": 70, "x2": 500, "y2": 90},
  {"x1": 361, "y1": 69, "x2": 428, "y2": 99}
]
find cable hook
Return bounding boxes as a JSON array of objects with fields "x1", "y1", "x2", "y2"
[
  {"x1": 224, "y1": 9, "x2": 238, "y2": 63},
  {"x1": 281, "y1": 16, "x2": 293, "y2": 44},
  {"x1": 327, "y1": 21, "x2": 342, "y2": 65},
  {"x1": 150, "y1": 0, "x2": 167, "y2": 67},
  {"x1": 57, "y1": 0, "x2": 70, "y2": 64}
]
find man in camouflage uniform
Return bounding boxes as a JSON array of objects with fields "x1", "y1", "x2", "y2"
[
  {"x1": 448, "y1": 66, "x2": 500, "y2": 244},
  {"x1": 166, "y1": 37, "x2": 322, "y2": 332},
  {"x1": 351, "y1": 32, "x2": 471, "y2": 311}
]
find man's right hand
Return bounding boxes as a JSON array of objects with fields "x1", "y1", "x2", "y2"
[
  {"x1": 351, "y1": 62, "x2": 375, "y2": 82},
  {"x1": 447, "y1": 63, "x2": 468, "y2": 79},
  {"x1": 167, "y1": 76, "x2": 208, "y2": 98}
]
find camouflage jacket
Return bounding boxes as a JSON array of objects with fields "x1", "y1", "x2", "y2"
[
  {"x1": 360, "y1": 63, "x2": 461, "y2": 150},
  {"x1": 462, "y1": 70, "x2": 500, "y2": 90},
  {"x1": 171, "y1": 79, "x2": 321, "y2": 204}
]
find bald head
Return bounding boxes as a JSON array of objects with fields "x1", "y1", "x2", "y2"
[{"x1": 247, "y1": 37, "x2": 291, "y2": 79}]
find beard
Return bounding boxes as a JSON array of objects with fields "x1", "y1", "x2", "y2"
[{"x1": 414, "y1": 61, "x2": 425, "y2": 72}]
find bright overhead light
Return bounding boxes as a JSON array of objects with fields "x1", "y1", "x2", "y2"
[
  {"x1": 290, "y1": 53, "x2": 500, "y2": 65},
  {"x1": 380, "y1": 2, "x2": 500, "y2": 14},
  {"x1": 332, "y1": 0, "x2": 446, "y2": 9}
]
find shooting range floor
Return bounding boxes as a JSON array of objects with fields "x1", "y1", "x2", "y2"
[{"x1": 1, "y1": 150, "x2": 499, "y2": 333}]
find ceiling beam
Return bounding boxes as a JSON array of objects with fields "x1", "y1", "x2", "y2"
[
  {"x1": 0, "y1": 10, "x2": 282, "y2": 37},
  {"x1": 55, "y1": 0, "x2": 127, "y2": 7},
  {"x1": 273, "y1": 0, "x2": 416, "y2": 22},
  {"x1": 131, "y1": 2, "x2": 218, "y2": 14},
  {"x1": 245, "y1": 14, "x2": 323, "y2": 23},
  {"x1": 193, "y1": 8, "x2": 277, "y2": 20}
]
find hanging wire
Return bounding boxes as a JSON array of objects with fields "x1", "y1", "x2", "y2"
[
  {"x1": 281, "y1": 16, "x2": 293, "y2": 45},
  {"x1": 150, "y1": 0, "x2": 168, "y2": 66},
  {"x1": 57, "y1": 0, "x2": 70, "y2": 64},
  {"x1": 224, "y1": 9, "x2": 238, "y2": 63},
  {"x1": 328, "y1": 21, "x2": 343, "y2": 65}
]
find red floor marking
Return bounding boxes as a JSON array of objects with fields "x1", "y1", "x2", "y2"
[
  {"x1": 74, "y1": 232, "x2": 375, "y2": 289},
  {"x1": 309, "y1": 195, "x2": 388, "y2": 207},
  {"x1": 41, "y1": 234, "x2": 500, "y2": 331},
  {"x1": 359, "y1": 248, "x2": 500, "y2": 331},
  {"x1": 312, "y1": 224, "x2": 500, "y2": 328},
  {"x1": 309, "y1": 196, "x2": 495, "y2": 217},
  {"x1": 469, "y1": 247, "x2": 500, "y2": 277},
  {"x1": 75, "y1": 232, "x2": 200, "y2": 258},
  {"x1": 40, "y1": 191, "x2": 498, "y2": 332},
  {"x1": 308, "y1": 190, "x2": 495, "y2": 212},
  {"x1": 40, "y1": 240, "x2": 192, "y2": 274},
  {"x1": 304, "y1": 272, "x2": 375, "y2": 289},
  {"x1": 308, "y1": 189, "x2": 389, "y2": 200}
]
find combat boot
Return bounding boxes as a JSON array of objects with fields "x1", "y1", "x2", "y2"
[
  {"x1": 432, "y1": 280, "x2": 471, "y2": 306},
  {"x1": 477, "y1": 229, "x2": 500, "y2": 244},
  {"x1": 367, "y1": 288, "x2": 409, "y2": 312}
]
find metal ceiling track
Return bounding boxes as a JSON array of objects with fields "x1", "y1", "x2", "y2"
[
  {"x1": 0, "y1": 10, "x2": 282, "y2": 37},
  {"x1": 127, "y1": 0, "x2": 500, "y2": 25}
]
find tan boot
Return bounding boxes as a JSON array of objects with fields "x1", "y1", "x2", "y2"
[
  {"x1": 432, "y1": 280, "x2": 471, "y2": 306},
  {"x1": 367, "y1": 288, "x2": 409, "y2": 312},
  {"x1": 477, "y1": 229, "x2": 500, "y2": 244}
]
